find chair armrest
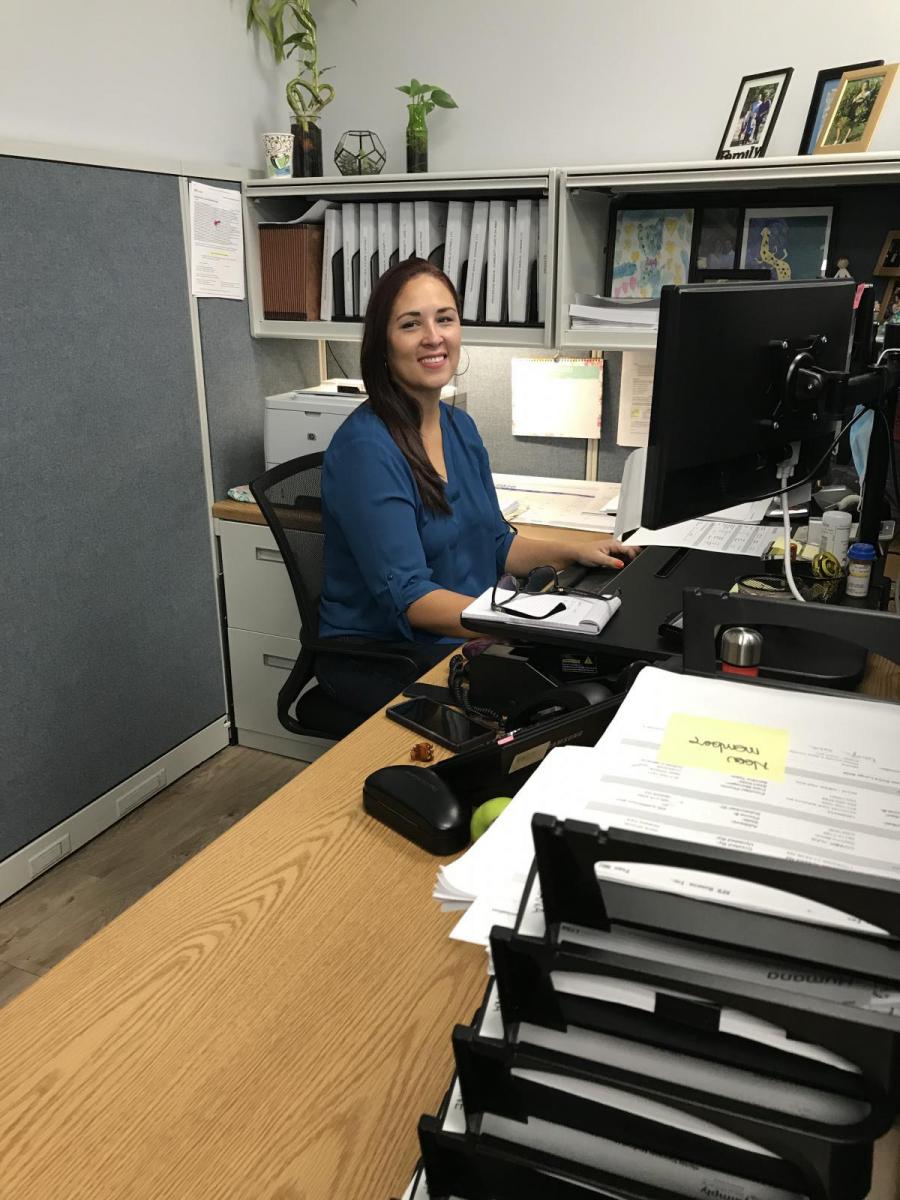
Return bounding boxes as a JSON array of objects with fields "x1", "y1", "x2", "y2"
[{"x1": 307, "y1": 638, "x2": 424, "y2": 674}]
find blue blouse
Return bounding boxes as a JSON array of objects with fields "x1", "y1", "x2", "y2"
[{"x1": 319, "y1": 402, "x2": 515, "y2": 643}]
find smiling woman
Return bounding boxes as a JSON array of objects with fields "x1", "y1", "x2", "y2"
[{"x1": 315, "y1": 258, "x2": 635, "y2": 718}]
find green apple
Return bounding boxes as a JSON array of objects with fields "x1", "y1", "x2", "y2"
[{"x1": 470, "y1": 796, "x2": 513, "y2": 842}]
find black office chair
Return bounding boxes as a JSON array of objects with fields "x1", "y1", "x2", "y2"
[{"x1": 250, "y1": 453, "x2": 419, "y2": 741}]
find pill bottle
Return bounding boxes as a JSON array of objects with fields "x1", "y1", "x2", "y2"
[
  {"x1": 846, "y1": 542, "x2": 876, "y2": 599},
  {"x1": 820, "y1": 510, "x2": 852, "y2": 565}
]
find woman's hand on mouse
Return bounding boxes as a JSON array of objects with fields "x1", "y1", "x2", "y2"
[{"x1": 573, "y1": 538, "x2": 639, "y2": 570}]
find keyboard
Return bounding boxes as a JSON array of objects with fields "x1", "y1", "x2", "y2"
[{"x1": 557, "y1": 564, "x2": 618, "y2": 596}]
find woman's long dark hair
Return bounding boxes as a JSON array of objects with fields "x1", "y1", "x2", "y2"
[{"x1": 361, "y1": 257, "x2": 460, "y2": 515}]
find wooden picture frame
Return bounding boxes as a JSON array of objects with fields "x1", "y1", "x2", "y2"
[
  {"x1": 873, "y1": 230, "x2": 900, "y2": 278},
  {"x1": 717, "y1": 68, "x2": 793, "y2": 161},
  {"x1": 798, "y1": 60, "x2": 883, "y2": 155},
  {"x1": 813, "y1": 63, "x2": 898, "y2": 154}
]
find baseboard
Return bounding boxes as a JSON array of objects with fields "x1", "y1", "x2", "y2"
[
  {"x1": 0, "y1": 716, "x2": 230, "y2": 905},
  {"x1": 235, "y1": 727, "x2": 334, "y2": 762}
]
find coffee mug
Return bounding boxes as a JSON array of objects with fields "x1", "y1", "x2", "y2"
[{"x1": 264, "y1": 132, "x2": 294, "y2": 178}]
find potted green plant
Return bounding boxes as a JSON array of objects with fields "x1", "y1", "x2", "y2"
[
  {"x1": 246, "y1": 0, "x2": 355, "y2": 176},
  {"x1": 397, "y1": 79, "x2": 458, "y2": 173}
]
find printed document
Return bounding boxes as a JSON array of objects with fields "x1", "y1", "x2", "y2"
[
  {"x1": 616, "y1": 351, "x2": 655, "y2": 447},
  {"x1": 189, "y1": 182, "x2": 245, "y2": 300},
  {"x1": 625, "y1": 518, "x2": 775, "y2": 555},
  {"x1": 492, "y1": 473, "x2": 618, "y2": 532},
  {"x1": 437, "y1": 667, "x2": 900, "y2": 947},
  {"x1": 510, "y1": 357, "x2": 603, "y2": 439}
]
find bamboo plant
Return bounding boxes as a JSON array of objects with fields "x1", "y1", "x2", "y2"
[{"x1": 246, "y1": 0, "x2": 355, "y2": 129}]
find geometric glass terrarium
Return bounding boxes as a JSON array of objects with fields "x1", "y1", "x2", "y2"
[{"x1": 334, "y1": 130, "x2": 387, "y2": 175}]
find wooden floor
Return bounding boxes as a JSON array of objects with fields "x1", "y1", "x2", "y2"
[{"x1": 0, "y1": 746, "x2": 303, "y2": 1010}]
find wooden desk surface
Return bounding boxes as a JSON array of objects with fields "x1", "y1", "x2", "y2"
[
  {"x1": 0, "y1": 669, "x2": 473, "y2": 1199},
  {"x1": 1, "y1": 676, "x2": 898, "y2": 1200},
  {"x1": 0, "y1": 511, "x2": 893, "y2": 1197}
]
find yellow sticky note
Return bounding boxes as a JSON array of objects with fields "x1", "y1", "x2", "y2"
[{"x1": 658, "y1": 713, "x2": 789, "y2": 781}]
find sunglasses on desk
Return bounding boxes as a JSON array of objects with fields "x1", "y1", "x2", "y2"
[{"x1": 490, "y1": 565, "x2": 568, "y2": 620}]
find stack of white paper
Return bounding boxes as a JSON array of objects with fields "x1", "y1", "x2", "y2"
[
  {"x1": 625, "y1": 518, "x2": 776, "y2": 555},
  {"x1": 434, "y1": 667, "x2": 900, "y2": 952},
  {"x1": 491, "y1": 473, "x2": 618, "y2": 532},
  {"x1": 569, "y1": 294, "x2": 660, "y2": 331}
]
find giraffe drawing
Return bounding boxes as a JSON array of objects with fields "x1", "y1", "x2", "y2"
[{"x1": 758, "y1": 226, "x2": 791, "y2": 280}]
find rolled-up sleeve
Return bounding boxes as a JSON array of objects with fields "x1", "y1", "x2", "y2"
[
  {"x1": 325, "y1": 436, "x2": 442, "y2": 638},
  {"x1": 475, "y1": 440, "x2": 516, "y2": 575}
]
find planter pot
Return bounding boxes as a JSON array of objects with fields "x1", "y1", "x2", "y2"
[
  {"x1": 291, "y1": 119, "x2": 323, "y2": 178},
  {"x1": 406, "y1": 106, "x2": 428, "y2": 174}
]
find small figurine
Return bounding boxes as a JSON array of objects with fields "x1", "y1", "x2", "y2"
[
  {"x1": 410, "y1": 741, "x2": 435, "y2": 762},
  {"x1": 833, "y1": 257, "x2": 852, "y2": 279}
]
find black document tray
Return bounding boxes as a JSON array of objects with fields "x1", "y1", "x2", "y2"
[
  {"x1": 451, "y1": 1024, "x2": 879, "y2": 1200},
  {"x1": 491, "y1": 922, "x2": 900, "y2": 1107},
  {"x1": 533, "y1": 816, "x2": 900, "y2": 985},
  {"x1": 459, "y1": 1014, "x2": 887, "y2": 1200},
  {"x1": 419, "y1": 1114, "x2": 698, "y2": 1199}
]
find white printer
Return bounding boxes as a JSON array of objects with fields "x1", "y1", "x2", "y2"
[
  {"x1": 264, "y1": 379, "x2": 366, "y2": 470},
  {"x1": 264, "y1": 378, "x2": 463, "y2": 469}
]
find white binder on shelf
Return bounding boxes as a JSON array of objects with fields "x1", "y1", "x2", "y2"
[
  {"x1": 510, "y1": 198, "x2": 538, "y2": 323},
  {"x1": 377, "y1": 201, "x2": 399, "y2": 277},
  {"x1": 358, "y1": 202, "x2": 378, "y2": 315},
  {"x1": 537, "y1": 197, "x2": 549, "y2": 324},
  {"x1": 341, "y1": 201, "x2": 360, "y2": 317},
  {"x1": 443, "y1": 200, "x2": 473, "y2": 296},
  {"x1": 399, "y1": 200, "x2": 415, "y2": 264},
  {"x1": 462, "y1": 200, "x2": 490, "y2": 322},
  {"x1": 485, "y1": 199, "x2": 510, "y2": 323},
  {"x1": 319, "y1": 206, "x2": 343, "y2": 322},
  {"x1": 415, "y1": 200, "x2": 448, "y2": 265},
  {"x1": 506, "y1": 201, "x2": 517, "y2": 318}
]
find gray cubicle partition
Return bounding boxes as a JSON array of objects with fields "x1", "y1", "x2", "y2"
[
  {"x1": 195, "y1": 179, "x2": 320, "y2": 500},
  {"x1": 0, "y1": 156, "x2": 226, "y2": 861}
]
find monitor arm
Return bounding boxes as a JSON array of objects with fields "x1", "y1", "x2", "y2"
[{"x1": 773, "y1": 340, "x2": 900, "y2": 548}]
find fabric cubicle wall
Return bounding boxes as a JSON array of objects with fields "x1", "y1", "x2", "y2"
[
  {"x1": 0, "y1": 156, "x2": 226, "y2": 861},
  {"x1": 195, "y1": 179, "x2": 321, "y2": 501}
]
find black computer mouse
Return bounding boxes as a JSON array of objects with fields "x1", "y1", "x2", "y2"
[{"x1": 363, "y1": 765, "x2": 469, "y2": 855}]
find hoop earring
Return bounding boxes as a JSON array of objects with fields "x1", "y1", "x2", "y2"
[{"x1": 454, "y1": 347, "x2": 471, "y2": 378}]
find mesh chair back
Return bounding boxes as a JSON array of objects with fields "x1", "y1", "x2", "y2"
[{"x1": 250, "y1": 454, "x2": 326, "y2": 641}]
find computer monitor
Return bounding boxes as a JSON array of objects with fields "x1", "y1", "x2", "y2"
[{"x1": 642, "y1": 279, "x2": 856, "y2": 529}]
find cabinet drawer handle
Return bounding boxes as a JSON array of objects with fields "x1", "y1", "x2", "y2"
[
  {"x1": 255, "y1": 547, "x2": 283, "y2": 563},
  {"x1": 263, "y1": 653, "x2": 296, "y2": 671}
]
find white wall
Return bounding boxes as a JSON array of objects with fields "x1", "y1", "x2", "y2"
[
  {"x1": 1, "y1": 0, "x2": 898, "y2": 172},
  {"x1": 315, "y1": 0, "x2": 900, "y2": 173},
  {"x1": 0, "y1": 0, "x2": 298, "y2": 168}
]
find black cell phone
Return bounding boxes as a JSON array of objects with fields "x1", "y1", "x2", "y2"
[{"x1": 385, "y1": 698, "x2": 496, "y2": 752}]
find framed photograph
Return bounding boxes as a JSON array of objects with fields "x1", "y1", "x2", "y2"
[
  {"x1": 610, "y1": 208, "x2": 694, "y2": 299},
  {"x1": 717, "y1": 68, "x2": 793, "y2": 160},
  {"x1": 798, "y1": 60, "x2": 883, "y2": 155},
  {"x1": 814, "y1": 63, "x2": 898, "y2": 154},
  {"x1": 740, "y1": 208, "x2": 833, "y2": 281},
  {"x1": 692, "y1": 207, "x2": 741, "y2": 276},
  {"x1": 873, "y1": 230, "x2": 900, "y2": 278}
]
